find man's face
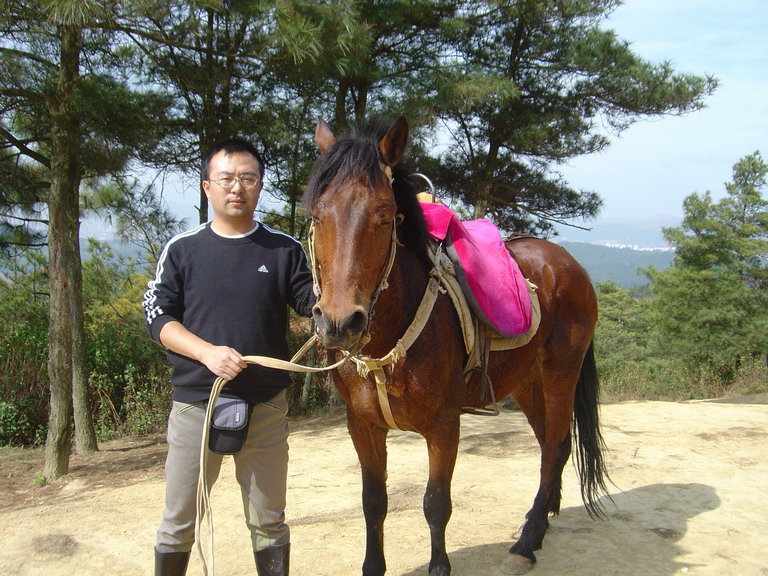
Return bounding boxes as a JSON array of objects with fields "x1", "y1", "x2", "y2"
[{"x1": 202, "y1": 150, "x2": 263, "y2": 229}]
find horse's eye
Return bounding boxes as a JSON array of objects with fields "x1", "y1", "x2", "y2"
[{"x1": 380, "y1": 214, "x2": 401, "y2": 227}]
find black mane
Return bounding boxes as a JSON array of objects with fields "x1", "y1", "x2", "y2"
[{"x1": 303, "y1": 120, "x2": 428, "y2": 256}]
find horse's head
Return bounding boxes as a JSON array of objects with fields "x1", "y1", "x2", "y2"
[{"x1": 304, "y1": 116, "x2": 413, "y2": 351}]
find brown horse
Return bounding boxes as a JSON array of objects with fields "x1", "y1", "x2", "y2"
[{"x1": 303, "y1": 116, "x2": 609, "y2": 576}]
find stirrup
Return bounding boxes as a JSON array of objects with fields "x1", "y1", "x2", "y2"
[
  {"x1": 461, "y1": 405, "x2": 500, "y2": 416},
  {"x1": 461, "y1": 367, "x2": 500, "y2": 416}
]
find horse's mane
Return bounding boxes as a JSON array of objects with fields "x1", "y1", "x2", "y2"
[{"x1": 303, "y1": 119, "x2": 428, "y2": 257}]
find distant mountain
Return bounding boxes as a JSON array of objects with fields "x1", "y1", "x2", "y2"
[
  {"x1": 554, "y1": 216, "x2": 679, "y2": 250},
  {"x1": 77, "y1": 238, "x2": 670, "y2": 289},
  {"x1": 557, "y1": 241, "x2": 674, "y2": 287}
]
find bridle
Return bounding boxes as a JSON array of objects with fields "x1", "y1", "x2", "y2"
[
  {"x1": 307, "y1": 162, "x2": 401, "y2": 346},
  {"x1": 306, "y1": 164, "x2": 444, "y2": 431}
]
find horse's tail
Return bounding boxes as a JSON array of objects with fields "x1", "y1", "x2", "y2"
[{"x1": 572, "y1": 340, "x2": 611, "y2": 518}]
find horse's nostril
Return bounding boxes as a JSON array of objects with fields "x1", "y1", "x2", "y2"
[
  {"x1": 312, "y1": 303, "x2": 368, "y2": 343},
  {"x1": 339, "y1": 308, "x2": 368, "y2": 337},
  {"x1": 312, "y1": 304, "x2": 331, "y2": 335}
]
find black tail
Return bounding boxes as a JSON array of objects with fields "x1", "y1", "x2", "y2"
[{"x1": 572, "y1": 341, "x2": 611, "y2": 518}]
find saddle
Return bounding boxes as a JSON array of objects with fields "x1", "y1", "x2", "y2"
[
  {"x1": 419, "y1": 197, "x2": 541, "y2": 415},
  {"x1": 419, "y1": 200, "x2": 533, "y2": 337}
]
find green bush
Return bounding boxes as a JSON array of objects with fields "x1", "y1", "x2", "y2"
[
  {"x1": 0, "y1": 277, "x2": 50, "y2": 446},
  {"x1": 0, "y1": 400, "x2": 45, "y2": 446},
  {"x1": 92, "y1": 365, "x2": 171, "y2": 440},
  {"x1": 599, "y1": 358, "x2": 706, "y2": 402}
]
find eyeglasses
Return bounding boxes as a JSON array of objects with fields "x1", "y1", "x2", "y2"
[{"x1": 208, "y1": 175, "x2": 261, "y2": 189}]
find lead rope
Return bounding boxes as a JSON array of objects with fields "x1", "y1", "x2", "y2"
[{"x1": 195, "y1": 337, "x2": 358, "y2": 576}]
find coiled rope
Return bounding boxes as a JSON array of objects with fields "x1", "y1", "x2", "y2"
[{"x1": 194, "y1": 335, "x2": 356, "y2": 576}]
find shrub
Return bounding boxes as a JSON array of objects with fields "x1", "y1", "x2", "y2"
[
  {"x1": 0, "y1": 281, "x2": 50, "y2": 446},
  {"x1": 0, "y1": 400, "x2": 43, "y2": 447}
]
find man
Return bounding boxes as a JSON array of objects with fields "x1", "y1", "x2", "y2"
[{"x1": 143, "y1": 138, "x2": 315, "y2": 576}]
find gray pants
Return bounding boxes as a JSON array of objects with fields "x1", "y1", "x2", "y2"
[{"x1": 155, "y1": 391, "x2": 290, "y2": 553}]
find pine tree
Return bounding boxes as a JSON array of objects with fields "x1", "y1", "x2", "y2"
[
  {"x1": 424, "y1": 0, "x2": 717, "y2": 234},
  {"x1": 646, "y1": 152, "x2": 768, "y2": 382}
]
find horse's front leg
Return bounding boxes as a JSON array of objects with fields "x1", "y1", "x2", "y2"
[
  {"x1": 423, "y1": 416, "x2": 461, "y2": 576},
  {"x1": 347, "y1": 410, "x2": 389, "y2": 576}
]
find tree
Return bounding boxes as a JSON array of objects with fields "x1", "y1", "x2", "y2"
[
  {"x1": 664, "y1": 153, "x2": 768, "y2": 285},
  {"x1": 44, "y1": 15, "x2": 85, "y2": 478},
  {"x1": 1, "y1": 0, "x2": 172, "y2": 478},
  {"x1": 645, "y1": 152, "x2": 768, "y2": 381},
  {"x1": 117, "y1": 0, "x2": 447, "y2": 234},
  {"x1": 83, "y1": 177, "x2": 187, "y2": 270},
  {"x1": 424, "y1": 0, "x2": 717, "y2": 235},
  {"x1": 265, "y1": 1, "x2": 716, "y2": 237},
  {"x1": 115, "y1": 0, "x2": 278, "y2": 224},
  {"x1": 594, "y1": 281, "x2": 653, "y2": 379},
  {"x1": 319, "y1": 0, "x2": 454, "y2": 129}
]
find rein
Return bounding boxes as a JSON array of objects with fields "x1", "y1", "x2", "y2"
[{"x1": 347, "y1": 246, "x2": 447, "y2": 431}]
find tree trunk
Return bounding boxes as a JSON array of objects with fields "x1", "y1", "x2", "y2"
[
  {"x1": 353, "y1": 85, "x2": 368, "y2": 127},
  {"x1": 334, "y1": 82, "x2": 349, "y2": 130},
  {"x1": 473, "y1": 141, "x2": 501, "y2": 218},
  {"x1": 196, "y1": 8, "x2": 217, "y2": 225},
  {"x1": 44, "y1": 24, "x2": 85, "y2": 479},
  {"x1": 72, "y1": 222, "x2": 97, "y2": 454}
]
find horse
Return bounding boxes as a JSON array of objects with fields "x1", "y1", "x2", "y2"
[{"x1": 303, "y1": 116, "x2": 610, "y2": 576}]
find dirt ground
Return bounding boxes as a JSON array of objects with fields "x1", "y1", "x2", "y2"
[{"x1": 2, "y1": 395, "x2": 768, "y2": 576}]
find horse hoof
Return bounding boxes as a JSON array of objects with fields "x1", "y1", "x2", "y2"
[{"x1": 499, "y1": 553, "x2": 533, "y2": 575}]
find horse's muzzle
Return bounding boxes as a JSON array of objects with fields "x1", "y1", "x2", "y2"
[{"x1": 312, "y1": 303, "x2": 368, "y2": 350}]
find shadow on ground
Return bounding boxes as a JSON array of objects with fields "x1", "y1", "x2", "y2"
[{"x1": 398, "y1": 483, "x2": 720, "y2": 576}]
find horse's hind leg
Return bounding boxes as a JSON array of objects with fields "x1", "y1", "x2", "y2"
[
  {"x1": 423, "y1": 417, "x2": 460, "y2": 576},
  {"x1": 347, "y1": 411, "x2": 389, "y2": 576},
  {"x1": 504, "y1": 370, "x2": 577, "y2": 574},
  {"x1": 503, "y1": 428, "x2": 572, "y2": 574}
]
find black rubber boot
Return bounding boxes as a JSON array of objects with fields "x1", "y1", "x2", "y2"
[
  {"x1": 154, "y1": 548, "x2": 191, "y2": 576},
  {"x1": 255, "y1": 543, "x2": 290, "y2": 576}
]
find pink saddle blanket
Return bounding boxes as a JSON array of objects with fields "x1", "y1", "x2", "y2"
[{"x1": 420, "y1": 202, "x2": 532, "y2": 336}]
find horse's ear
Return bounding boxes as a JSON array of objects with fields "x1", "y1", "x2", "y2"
[
  {"x1": 315, "y1": 118, "x2": 336, "y2": 153},
  {"x1": 379, "y1": 116, "x2": 409, "y2": 167}
]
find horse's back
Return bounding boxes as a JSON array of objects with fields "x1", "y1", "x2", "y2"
[
  {"x1": 505, "y1": 236, "x2": 596, "y2": 323},
  {"x1": 479, "y1": 237, "x2": 597, "y2": 407}
]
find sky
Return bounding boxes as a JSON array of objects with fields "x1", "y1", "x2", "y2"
[
  {"x1": 559, "y1": 0, "x2": 768, "y2": 225},
  {"x1": 82, "y1": 1, "x2": 768, "y2": 245}
]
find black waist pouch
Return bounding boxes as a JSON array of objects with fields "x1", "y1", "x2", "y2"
[{"x1": 209, "y1": 397, "x2": 252, "y2": 455}]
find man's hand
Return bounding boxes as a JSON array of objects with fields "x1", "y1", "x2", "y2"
[
  {"x1": 199, "y1": 345, "x2": 248, "y2": 381},
  {"x1": 158, "y1": 321, "x2": 247, "y2": 380}
]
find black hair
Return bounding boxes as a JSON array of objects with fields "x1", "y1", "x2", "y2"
[{"x1": 201, "y1": 138, "x2": 265, "y2": 181}]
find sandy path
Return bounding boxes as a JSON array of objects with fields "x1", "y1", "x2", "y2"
[{"x1": 2, "y1": 397, "x2": 767, "y2": 575}]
